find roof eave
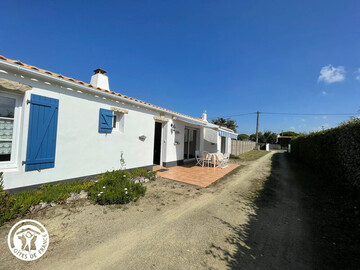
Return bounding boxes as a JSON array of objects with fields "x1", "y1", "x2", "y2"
[{"x1": 0, "y1": 59, "x2": 211, "y2": 127}]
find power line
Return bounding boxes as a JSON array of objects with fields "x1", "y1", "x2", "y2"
[
  {"x1": 260, "y1": 112, "x2": 358, "y2": 116},
  {"x1": 208, "y1": 111, "x2": 359, "y2": 119}
]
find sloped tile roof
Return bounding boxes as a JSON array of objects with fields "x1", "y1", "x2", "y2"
[{"x1": 0, "y1": 55, "x2": 206, "y2": 123}]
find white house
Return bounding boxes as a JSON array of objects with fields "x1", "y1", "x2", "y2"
[{"x1": 0, "y1": 55, "x2": 237, "y2": 191}]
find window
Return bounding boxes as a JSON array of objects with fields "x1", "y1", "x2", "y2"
[
  {"x1": 0, "y1": 96, "x2": 16, "y2": 162},
  {"x1": 112, "y1": 112, "x2": 124, "y2": 133}
]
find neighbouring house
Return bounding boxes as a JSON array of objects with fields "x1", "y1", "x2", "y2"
[
  {"x1": 276, "y1": 135, "x2": 293, "y2": 149},
  {"x1": 0, "y1": 55, "x2": 237, "y2": 190}
]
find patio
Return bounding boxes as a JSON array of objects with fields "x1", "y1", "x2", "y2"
[{"x1": 153, "y1": 162, "x2": 240, "y2": 187}]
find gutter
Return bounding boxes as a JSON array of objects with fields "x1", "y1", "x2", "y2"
[{"x1": 0, "y1": 60, "x2": 212, "y2": 127}]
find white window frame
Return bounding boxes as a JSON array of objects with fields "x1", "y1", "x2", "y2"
[
  {"x1": 0, "y1": 90, "x2": 23, "y2": 169},
  {"x1": 112, "y1": 111, "x2": 125, "y2": 133}
]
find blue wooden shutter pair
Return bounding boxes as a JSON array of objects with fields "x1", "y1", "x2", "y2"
[
  {"x1": 24, "y1": 94, "x2": 59, "y2": 171},
  {"x1": 99, "y1": 108, "x2": 113, "y2": 133}
]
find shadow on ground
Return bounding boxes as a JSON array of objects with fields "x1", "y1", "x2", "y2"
[{"x1": 206, "y1": 152, "x2": 360, "y2": 270}]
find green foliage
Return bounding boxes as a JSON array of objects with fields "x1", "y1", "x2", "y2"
[
  {"x1": 249, "y1": 131, "x2": 277, "y2": 143},
  {"x1": 211, "y1": 117, "x2": 238, "y2": 132},
  {"x1": 129, "y1": 168, "x2": 157, "y2": 180},
  {"x1": 87, "y1": 170, "x2": 146, "y2": 205},
  {"x1": 0, "y1": 169, "x2": 153, "y2": 226},
  {"x1": 230, "y1": 150, "x2": 268, "y2": 161},
  {"x1": 237, "y1": 134, "x2": 249, "y2": 141},
  {"x1": 263, "y1": 131, "x2": 277, "y2": 144},
  {"x1": 281, "y1": 131, "x2": 298, "y2": 136},
  {"x1": 291, "y1": 118, "x2": 360, "y2": 189}
]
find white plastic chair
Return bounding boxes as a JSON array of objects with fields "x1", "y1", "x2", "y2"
[
  {"x1": 201, "y1": 151, "x2": 211, "y2": 167},
  {"x1": 195, "y1": 150, "x2": 203, "y2": 166},
  {"x1": 219, "y1": 153, "x2": 230, "y2": 168}
]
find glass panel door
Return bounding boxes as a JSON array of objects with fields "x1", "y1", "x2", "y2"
[
  {"x1": 188, "y1": 130, "x2": 197, "y2": 159},
  {"x1": 183, "y1": 128, "x2": 189, "y2": 160},
  {"x1": 184, "y1": 128, "x2": 198, "y2": 160}
]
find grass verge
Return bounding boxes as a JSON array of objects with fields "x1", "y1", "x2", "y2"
[{"x1": 230, "y1": 150, "x2": 269, "y2": 162}]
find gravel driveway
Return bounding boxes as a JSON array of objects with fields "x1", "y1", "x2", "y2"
[{"x1": 0, "y1": 151, "x2": 313, "y2": 270}]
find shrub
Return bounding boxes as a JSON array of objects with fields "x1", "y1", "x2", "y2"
[
  {"x1": 129, "y1": 168, "x2": 157, "y2": 180},
  {"x1": 87, "y1": 170, "x2": 146, "y2": 205},
  {"x1": 291, "y1": 118, "x2": 360, "y2": 190},
  {"x1": 0, "y1": 168, "x2": 152, "y2": 226}
]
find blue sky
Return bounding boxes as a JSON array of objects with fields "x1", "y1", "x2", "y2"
[{"x1": 1, "y1": 1, "x2": 359, "y2": 134}]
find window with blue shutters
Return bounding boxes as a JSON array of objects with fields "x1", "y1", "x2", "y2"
[
  {"x1": 99, "y1": 108, "x2": 113, "y2": 133},
  {"x1": 24, "y1": 94, "x2": 59, "y2": 171}
]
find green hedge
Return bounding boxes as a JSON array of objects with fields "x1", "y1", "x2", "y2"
[{"x1": 291, "y1": 118, "x2": 360, "y2": 190}]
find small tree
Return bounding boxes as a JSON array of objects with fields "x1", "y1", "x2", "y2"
[
  {"x1": 281, "y1": 131, "x2": 298, "y2": 136},
  {"x1": 237, "y1": 134, "x2": 249, "y2": 141},
  {"x1": 249, "y1": 131, "x2": 277, "y2": 143},
  {"x1": 211, "y1": 117, "x2": 238, "y2": 132},
  {"x1": 263, "y1": 131, "x2": 277, "y2": 144}
]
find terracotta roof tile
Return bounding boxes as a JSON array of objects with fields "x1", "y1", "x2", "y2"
[{"x1": 0, "y1": 55, "x2": 207, "y2": 123}]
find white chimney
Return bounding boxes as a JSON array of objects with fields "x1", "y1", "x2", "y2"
[
  {"x1": 202, "y1": 110, "x2": 208, "y2": 122},
  {"x1": 90, "y1": 68, "x2": 110, "y2": 90}
]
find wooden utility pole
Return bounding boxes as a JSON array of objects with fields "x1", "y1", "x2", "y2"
[{"x1": 255, "y1": 111, "x2": 260, "y2": 146}]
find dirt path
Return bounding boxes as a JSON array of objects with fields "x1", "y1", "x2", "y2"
[{"x1": 0, "y1": 152, "x2": 313, "y2": 270}]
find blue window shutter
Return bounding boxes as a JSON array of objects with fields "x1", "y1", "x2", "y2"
[
  {"x1": 24, "y1": 94, "x2": 59, "y2": 171},
  {"x1": 99, "y1": 108, "x2": 113, "y2": 133}
]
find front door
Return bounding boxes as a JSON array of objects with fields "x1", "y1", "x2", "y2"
[
  {"x1": 153, "y1": 122, "x2": 162, "y2": 165},
  {"x1": 184, "y1": 127, "x2": 198, "y2": 160}
]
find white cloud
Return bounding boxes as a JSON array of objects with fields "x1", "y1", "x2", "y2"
[
  {"x1": 321, "y1": 91, "x2": 327, "y2": 96},
  {"x1": 289, "y1": 126, "x2": 296, "y2": 131},
  {"x1": 356, "y1": 68, "x2": 360, "y2": 80},
  {"x1": 318, "y1": 65, "x2": 345, "y2": 83}
]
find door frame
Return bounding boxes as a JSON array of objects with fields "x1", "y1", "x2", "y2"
[
  {"x1": 183, "y1": 126, "x2": 199, "y2": 162},
  {"x1": 153, "y1": 121, "x2": 163, "y2": 165}
]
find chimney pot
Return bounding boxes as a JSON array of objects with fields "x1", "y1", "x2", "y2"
[
  {"x1": 90, "y1": 68, "x2": 110, "y2": 90},
  {"x1": 93, "y1": 68, "x2": 107, "y2": 75},
  {"x1": 202, "y1": 110, "x2": 208, "y2": 122}
]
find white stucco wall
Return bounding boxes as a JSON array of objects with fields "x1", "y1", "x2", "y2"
[
  {"x1": 204, "y1": 127, "x2": 218, "y2": 153},
  {"x1": 0, "y1": 71, "x2": 159, "y2": 190},
  {"x1": 0, "y1": 66, "x2": 236, "y2": 190},
  {"x1": 163, "y1": 119, "x2": 203, "y2": 164}
]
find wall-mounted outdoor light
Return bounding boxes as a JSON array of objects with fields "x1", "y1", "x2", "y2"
[
  {"x1": 139, "y1": 135, "x2": 147, "y2": 141},
  {"x1": 171, "y1": 123, "x2": 177, "y2": 133}
]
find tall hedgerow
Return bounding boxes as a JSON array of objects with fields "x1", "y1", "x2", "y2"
[{"x1": 291, "y1": 118, "x2": 360, "y2": 189}]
